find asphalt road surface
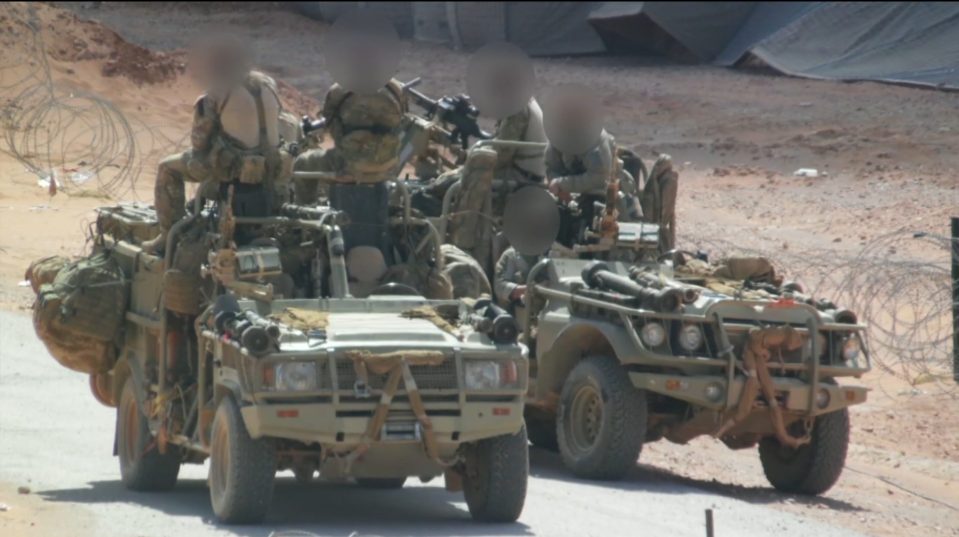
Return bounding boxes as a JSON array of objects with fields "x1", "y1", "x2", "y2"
[{"x1": 0, "y1": 312, "x2": 866, "y2": 537}]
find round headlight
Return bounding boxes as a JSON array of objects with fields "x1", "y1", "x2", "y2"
[
  {"x1": 704, "y1": 382, "x2": 724, "y2": 402},
  {"x1": 815, "y1": 387, "x2": 831, "y2": 409},
  {"x1": 678, "y1": 324, "x2": 704, "y2": 351},
  {"x1": 841, "y1": 336, "x2": 861, "y2": 363},
  {"x1": 802, "y1": 333, "x2": 828, "y2": 359},
  {"x1": 275, "y1": 362, "x2": 318, "y2": 391},
  {"x1": 640, "y1": 322, "x2": 666, "y2": 347}
]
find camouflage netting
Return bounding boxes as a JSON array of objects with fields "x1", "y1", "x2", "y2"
[{"x1": 31, "y1": 251, "x2": 128, "y2": 374}]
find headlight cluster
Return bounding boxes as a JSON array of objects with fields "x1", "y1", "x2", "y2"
[
  {"x1": 638, "y1": 322, "x2": 704, "y2": 352},
  {"x1": 264, "y1": 362, "x2": 319, "y2": 391},
  {"x1": 678, "y1": 324, "x2": 704, "y2": 351},
  {"x1": 464, "y1": 360, "x2": 521, "y2": 390},
  {"x1": 639, "y1": 322, "x2": 667, "y2": 347}
]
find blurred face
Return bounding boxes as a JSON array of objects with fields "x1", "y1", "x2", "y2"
[
  {"x1": 189, "y1": 35, "x2": 251, "y2": 89},
  {"x1": 543, "y1": 85, "x2": 604, "y2": 154},
  {"x1": 468, "y1": 42, "x2": 535, "y2": 119},
  {"x1": 324, "y1": 12, "x2": 400, "y2": 94}
]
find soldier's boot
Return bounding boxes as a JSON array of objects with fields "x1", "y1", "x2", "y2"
[{"x1": 143, "y1": 162, "x2": 186, "y2": 255}]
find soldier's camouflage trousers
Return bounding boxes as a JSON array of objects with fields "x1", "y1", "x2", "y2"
[{"x1": 154, "y1": 151, "x2": 207, "y2": 232}]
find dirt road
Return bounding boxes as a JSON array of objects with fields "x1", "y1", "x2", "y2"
[{"x1": 0, "y1": 311, "x2": 865, "y2": 537}]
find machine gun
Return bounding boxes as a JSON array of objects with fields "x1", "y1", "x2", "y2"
[{"x1": 401, "y1": 78, "x2": 491, "y2": 150}]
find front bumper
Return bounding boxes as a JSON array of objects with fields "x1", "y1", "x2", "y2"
[
  {"x1": 630, "y1": 372, "x2": 867, "y2": 416},
  {"x1": 240, "y1": 398, "x2": 524, "y2": 445}
]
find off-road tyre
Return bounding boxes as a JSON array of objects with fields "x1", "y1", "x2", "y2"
[
  {"x1": 759, "y1": 408, "x2": 850, "y2": 495},
  {"x1": 526, "y1": 417, "x2": 559, "y2": 452},
  {"x1": 356, "y1": 477, "x2": 407, "y2": 489},
  {"x1": 463, "y1": 425, "x2": 528, "y2": 522},
  {"x1": 209, "y1": 396, "x2": 276, "y2": 524},
  {"x1": 117, "y1": 377, "x2": 180, "y2": 491},
  {"x1": 557, "y1": 355, "x2": 647, "y2": 480}
]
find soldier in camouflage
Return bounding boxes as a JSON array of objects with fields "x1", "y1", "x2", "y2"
[
  {"x1": 492, "y1": 97, "x2": 547, "y2": 187},
  {"x1": 546, "y1": 129, "x2": 641, "y2": 223},
  {"x1": 292, "y1": 79, "x2": 408, "y2": 204},
  {"x1": 143, "y1": 36, "x2": 292, "y2": 254},
  {"x1": 493, "y1": 246, "x2": 542, "y2": 313}
]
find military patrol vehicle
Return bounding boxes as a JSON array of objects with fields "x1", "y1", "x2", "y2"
[
  {"x1": 520, "y1": 248, "x2": 870, "y2": 494},
  {"x1": 27, "y1": 185, "x2": 530, "y2": 524}
]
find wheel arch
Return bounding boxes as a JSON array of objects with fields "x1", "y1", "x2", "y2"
[
  {"x1": 534, "y1": 321, "x2": 634, "y2": 408},
  {"x1": 213, "y1": 379, "x2": 244, "y2": 407}
]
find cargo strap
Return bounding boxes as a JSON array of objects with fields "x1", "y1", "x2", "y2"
[
  {"x1": 716, "y1": 326, "x2": 813, "y2": 448},
  {"x1": 338, "y1": 350, "x2": 454, "y2": 471}
]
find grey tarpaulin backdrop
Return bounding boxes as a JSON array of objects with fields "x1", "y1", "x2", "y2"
[{"x1": 298, "y1": 2, "x2": 959, "y2": 90}]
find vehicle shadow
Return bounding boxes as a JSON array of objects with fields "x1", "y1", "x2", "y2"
[
  {"x1": 528, "y1": 448, "x2": 865, "y2": 514},
  {"x1": 38, "y1": 477, "x2": 533, "y2": 537}
]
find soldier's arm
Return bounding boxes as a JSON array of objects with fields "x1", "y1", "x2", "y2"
[
  {"x1": 493, "y1": 252, "x2": 520, "y2": 306},
  {"x1": 553, "y1": 143, "x2": 612, "y2": 194},
  {"x1": 190, "y1": 94, "x2": 218, "y2": 154},
  {"x1": 493, "y1": 109, "x2": 528, "y2": 164},
  {"x1": 321, "y1": 84, "x2": 345, "y2": 123}
]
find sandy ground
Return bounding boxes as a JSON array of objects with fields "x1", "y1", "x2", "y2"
[{"x1": 0, "y1": 2, "x2": 957, "y2": 536}]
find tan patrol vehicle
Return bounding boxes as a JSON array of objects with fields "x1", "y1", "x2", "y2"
[
  {"x1": 27, "y1": 195, "x2": 529, "y2": 524},
  {"x1": 521, "y1": 255, "x2": 870, "y2": 494}
]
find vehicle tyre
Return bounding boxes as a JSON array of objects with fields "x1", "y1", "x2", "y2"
[
  {"x1": 209, "y1": 395, "x2": 276, "y2": 524},
  {"x1": 557, "y1": 355, "x2": 646, "y2": 480},
  {"x1": 117, "y1": 377, "x2": 180, "y2": 491},
  {"x1": 463, "y1": 425, "x2": 528, "y2": 522},
  {"x1": 759, "y1": 408, "x2": 850, "y2": 495},
  {"x1": 525, "y1": 417, "x2": 558, "y2": 452},
  {"x1": 356, "y1": 477, "x2": 407, "y2": 489}
]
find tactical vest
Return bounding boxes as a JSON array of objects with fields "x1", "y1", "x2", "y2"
[
  {"x1": 208, "y1": 72, "x2": 284, "y2": 185},
  {"x1": 324, "y1": 80, "x2": 407, "y2": 178}
]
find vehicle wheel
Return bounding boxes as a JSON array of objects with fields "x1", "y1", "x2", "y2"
[
  {"x1": 209, "y1": 396, "x2": 276, "y2": 524},
  {"x1": 759, "y1": 408, "x2": 850, "y2": 495},
  {"x1": 356, "y1": 477, "x2": 407, "y2": 489},
  {"x1": 117, "y1": 377, "x2": 180, "y2": 491},
  {"x1": 463, "y1": 425, "x2": 528, "y2": 522},
  {"x1": 526, "y1": 417, "x2": 558, "y2": 452},
  {"x1": 557, "y1": 355, "x2": 646, "y2": 480}
]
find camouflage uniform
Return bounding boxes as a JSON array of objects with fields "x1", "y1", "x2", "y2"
[
  {"x1": 493, "y1": 246, "x2": 541, "y2": 309},
  {"x1": 545, "y1": 129, "x2": 640, "y2": 221},
  {"x1": 427, "y1": 97, "x2": 546, "y2": 203},
  {"x1": 493, "y1": 97, "x2": 547, "y2": 186},
  {"x1": 146, "y1": 70, "x2": 287, "y2": 252},
  {"x1": 293, "y1": 79, "x2": 408, "y2": 204}
]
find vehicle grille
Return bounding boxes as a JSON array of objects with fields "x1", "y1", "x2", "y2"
[{"x1": 333, "y1": 357, "x2": 458, "y2": 391}]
